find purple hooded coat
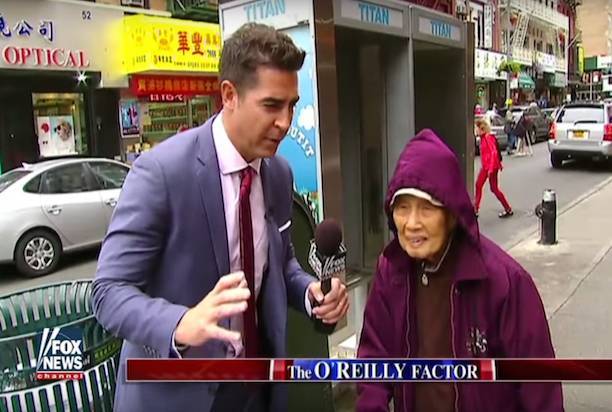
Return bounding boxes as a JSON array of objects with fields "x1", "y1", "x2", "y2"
[{"x1": 356, "y1": 129, "x2": 563, "y2": 412}]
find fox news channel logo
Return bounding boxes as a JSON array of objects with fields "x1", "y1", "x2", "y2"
[{"x1": 36, "y1": 327, "x2": 84, "y2": 380}]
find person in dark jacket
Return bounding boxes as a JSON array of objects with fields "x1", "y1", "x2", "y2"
[{"x1": 356, "y1": 129, "x2": 563, "y2": 412}]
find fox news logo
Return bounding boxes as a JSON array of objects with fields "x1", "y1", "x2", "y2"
[{"x1": 36, "y1": 327, "x2": 84, "y2": 380}]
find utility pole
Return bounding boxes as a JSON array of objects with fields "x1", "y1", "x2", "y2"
[{"x1": 505, "y1": 0, "x2": 512, "y2": 105}]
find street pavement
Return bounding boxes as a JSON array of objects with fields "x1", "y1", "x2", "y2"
[{"x1": 476, "y1": 141, "x2": 612, "y2": 249}]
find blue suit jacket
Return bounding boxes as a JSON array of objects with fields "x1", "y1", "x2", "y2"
[{"x1": 92, "y1": 116, "x2": 315, "y2": 412}]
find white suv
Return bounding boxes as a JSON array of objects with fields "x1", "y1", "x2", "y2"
[{"x1": 548, "y1": 102, "x2": 612, "y2": 168}]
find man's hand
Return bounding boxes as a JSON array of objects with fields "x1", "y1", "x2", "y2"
[
  {"x1": 308, "y1": 278, "x2": 349, "y2": 324},
  {"x1": 174, "y1": 271, "x2": 250, "y2": 347}
]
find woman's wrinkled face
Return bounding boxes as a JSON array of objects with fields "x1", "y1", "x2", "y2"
[{"x1": 392, "y1": 195, "x2": 456, "y2": 263}]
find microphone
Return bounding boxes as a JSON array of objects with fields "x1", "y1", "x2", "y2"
[{"x1": 308, "y1": 219, "x2": 346, "y2": 334}]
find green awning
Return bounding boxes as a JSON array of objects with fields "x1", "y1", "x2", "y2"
[{"x1": 518, "y1": 72, "x2": 535, "y2": 89}]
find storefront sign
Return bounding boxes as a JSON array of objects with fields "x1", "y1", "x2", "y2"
[
  {"x1": 597, "y1": 55, "x2": 612, "y2": 69},
  {"x1": 418, "y1": 17, "x2": 461, "y2": 42},
  {"x1": 535, "y1": 51, "x2": 556, "y2": 73},
  {"x1": 0, "y1": 0, "x2": 125, "y2": 87},
  {"x1": 577, "y1": 45, "x2": 584, "y2": 74},
  {"x1": 475, "y1": 49, "x2": 506, "y2": 81},
  {"x1": 2, "y1": 46, "x2": 88, "y2": 68},
  {"x1": 549, "y1": 71, "x2": 567, "y2": 88},
  {"x1": 483, "y1": 4, "x2": 493, "y2": 49},
  {"x1": 123, "y1": 15, "x2": 221, "y2": 74},
  {"x1": 130, "y1": 74, "x2": 219, "y2": 96},
  {"x1": 148, "y1": 94, "x2": 185, "y2": 102}
]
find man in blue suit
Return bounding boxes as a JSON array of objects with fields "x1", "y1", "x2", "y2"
[{"x1": 92, "y1": 23, "x2": 348, "y2": 412}]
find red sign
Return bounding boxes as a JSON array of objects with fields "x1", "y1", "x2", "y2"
[
  {"x1": 2, "y1": 45, "x2": 89, "y2": 69},
  {"x1": 130, "y1": 74, "x2": 219, "y2": 97}
]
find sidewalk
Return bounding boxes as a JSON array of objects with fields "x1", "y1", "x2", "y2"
[
  {"x1": 507, "y1": 175, "x2": 612, "y2": 320},
  {"x1": 508, "y1": 176, "x2": 612, "y2": 412}
]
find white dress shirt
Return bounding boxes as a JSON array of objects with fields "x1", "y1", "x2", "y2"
[{"x1": 213, "y1": 113, "x2": 269, "y2": 357}]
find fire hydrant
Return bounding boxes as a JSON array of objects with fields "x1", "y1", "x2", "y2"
[{"x1": 535, "y1": 189, "x2": 557, "y2": 245}]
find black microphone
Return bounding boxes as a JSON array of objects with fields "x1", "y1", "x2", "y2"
[{"x1": 308, "y1": 219, "x2": 346, "y2": 334}]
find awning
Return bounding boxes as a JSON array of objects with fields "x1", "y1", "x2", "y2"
[{"x1": 518, "y1": 72, "x2": 535, "y2": 89}]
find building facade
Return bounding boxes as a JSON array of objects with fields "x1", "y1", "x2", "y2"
[{"x1": 500, "y1": 0, "x2": 570, "y2": 107}]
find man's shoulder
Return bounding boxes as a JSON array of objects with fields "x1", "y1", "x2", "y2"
[
  {"x1": 141, "y1": 125, "x2": 208, "y2": 167},
  {"x1": 266, "y1": 154, "x2": 292, "y2": 175}
]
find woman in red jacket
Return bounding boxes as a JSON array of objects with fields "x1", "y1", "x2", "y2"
[{"x1": 475, "y1": 118, "x2": 513, "y2": 218}]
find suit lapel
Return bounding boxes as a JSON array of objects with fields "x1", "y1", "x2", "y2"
[{"x1": 196, "y1": 116, "x2": 229, "y2": 278}]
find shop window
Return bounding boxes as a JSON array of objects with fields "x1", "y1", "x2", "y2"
[
  {"x1": 140, "y1": 96, "x2": 214, "y2": 145},
  {"x1": 32, "y1": 93, "x2": 88, "y2": 158}
]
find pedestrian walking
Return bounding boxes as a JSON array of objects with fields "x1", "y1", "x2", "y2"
[
  {"x1": 513, "y1": 112, "x2": 533, "y2": 157},
  {"x1": 474, "y1": 118, "x2": 513, "y2": 218}
]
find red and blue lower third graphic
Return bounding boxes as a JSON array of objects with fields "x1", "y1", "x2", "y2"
[
  {"x1": 126, "y1": 359, "x2": 492, "y2": 382},
  {"x1": 126, "y1": 358, "x2": 612, "y2": 383}
]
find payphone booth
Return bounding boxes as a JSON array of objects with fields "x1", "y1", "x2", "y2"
[
  {"x1": 331, "y1": 1, "x2": 474, "y2": 263},
  {"x1": 328, "y1": 0, "x2": 474, "y2": 370}
]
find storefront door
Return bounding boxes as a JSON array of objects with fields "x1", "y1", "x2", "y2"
[{"x1": 0, "y1": 91, "x2": 37, "y2": 171}]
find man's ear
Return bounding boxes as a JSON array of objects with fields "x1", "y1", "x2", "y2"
[{"x1": 220, "y1": 80, "x2": 238, "y2": 110}]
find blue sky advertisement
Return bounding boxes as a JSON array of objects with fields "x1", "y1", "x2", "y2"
[{"x1": 278, "y1": 24, "x2": 321, "y2": 222}]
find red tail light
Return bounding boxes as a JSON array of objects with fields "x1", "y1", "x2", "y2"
[
  {"x1": 605, "y1": 124, "x2": 612, "y2": 142},
  {"x1": 549, "y1": 122, "x2": 557, "y2": 140}
]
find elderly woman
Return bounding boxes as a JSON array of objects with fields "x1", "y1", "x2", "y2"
[{"x1": 356, "y1": 129, "x2": 562, "y2": 412}]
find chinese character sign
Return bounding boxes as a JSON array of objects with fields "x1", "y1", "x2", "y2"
[
  {"x1": 0, "y1": 14, "x2": 53, "y2": 41},
  {"x1": 129, "y1": 74, "x2": 218, "y2": 96},
  {"x1": 123, "y1": 15, "x2": 220, "y2": 73}
]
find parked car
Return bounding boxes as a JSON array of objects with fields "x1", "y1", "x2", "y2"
[
  {"x1": 0, "y1": 157, "x2": 129, "y2": 277},
  {"x1": 542, "y1": 107, "x2": 559, "y2": 122},
  {"x1": 474, "y1": 114, "x2": 509, "y2": 155},
  {"x1": 548, "y1": 102, "x2": 612, "y2": 168},
  {"x1": 508, "y1": 105, "x2": 551, "y2": 143}
]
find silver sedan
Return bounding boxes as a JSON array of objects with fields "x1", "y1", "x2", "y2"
[{"x1": 0, "y1": 158, "x2": 129, "y2": 277}]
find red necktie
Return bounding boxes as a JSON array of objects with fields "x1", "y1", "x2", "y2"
[{"x1": 239, "y1": 167, "x2": 260, "y2": 357}]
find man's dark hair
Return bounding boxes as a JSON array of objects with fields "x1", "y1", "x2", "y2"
[{"x1": 219, "y1": 23, "x2": 305, "y2": 93}]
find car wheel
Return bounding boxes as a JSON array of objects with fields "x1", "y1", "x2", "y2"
[
  {"x1": 551, "y1": 153, "x2": 563, "y2": 169},
  {"x1": 14, "y1": 229, "x2": 61, "y2": 277}
]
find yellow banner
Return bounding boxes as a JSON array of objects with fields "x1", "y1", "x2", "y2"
[
  {"x1": 122, "y1": 15, "x2": 221, "y2": 74},
  {"x1": 578, "y1": 45, "x2": 584, "y2": 74}
]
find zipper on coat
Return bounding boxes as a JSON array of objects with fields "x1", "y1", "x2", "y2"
[
  {"x1": 450, "y1": 282, "x2": 459, "y2": 412},
  {"x1": 403, "y1": 266, "x2": 414, "y2": 412}
]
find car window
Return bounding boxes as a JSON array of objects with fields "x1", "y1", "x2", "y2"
[
  {"x1": 88, "y1": 162, "x2": 129, "y2": 190},
  {"x1": 23, "y1": 175, "x2": 42, "y2": 194},
  {"x1": 556, "y1": 106, "x2": 605, "y2": 124},
  {"x1": 41, "y1": 164, "x2": 90, "y2": 194},
  {"x1": 0, "y1": 170, "x2": 30, "y2": 193}
]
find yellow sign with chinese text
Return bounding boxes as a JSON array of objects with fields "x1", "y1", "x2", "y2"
[{"x1": 122, "y1": 15, "x2": 221, "y2": 74}]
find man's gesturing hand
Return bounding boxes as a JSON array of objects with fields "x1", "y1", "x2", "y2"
[{"x1": 174, "y1": 271, "x2": 250, "y2": 347}]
